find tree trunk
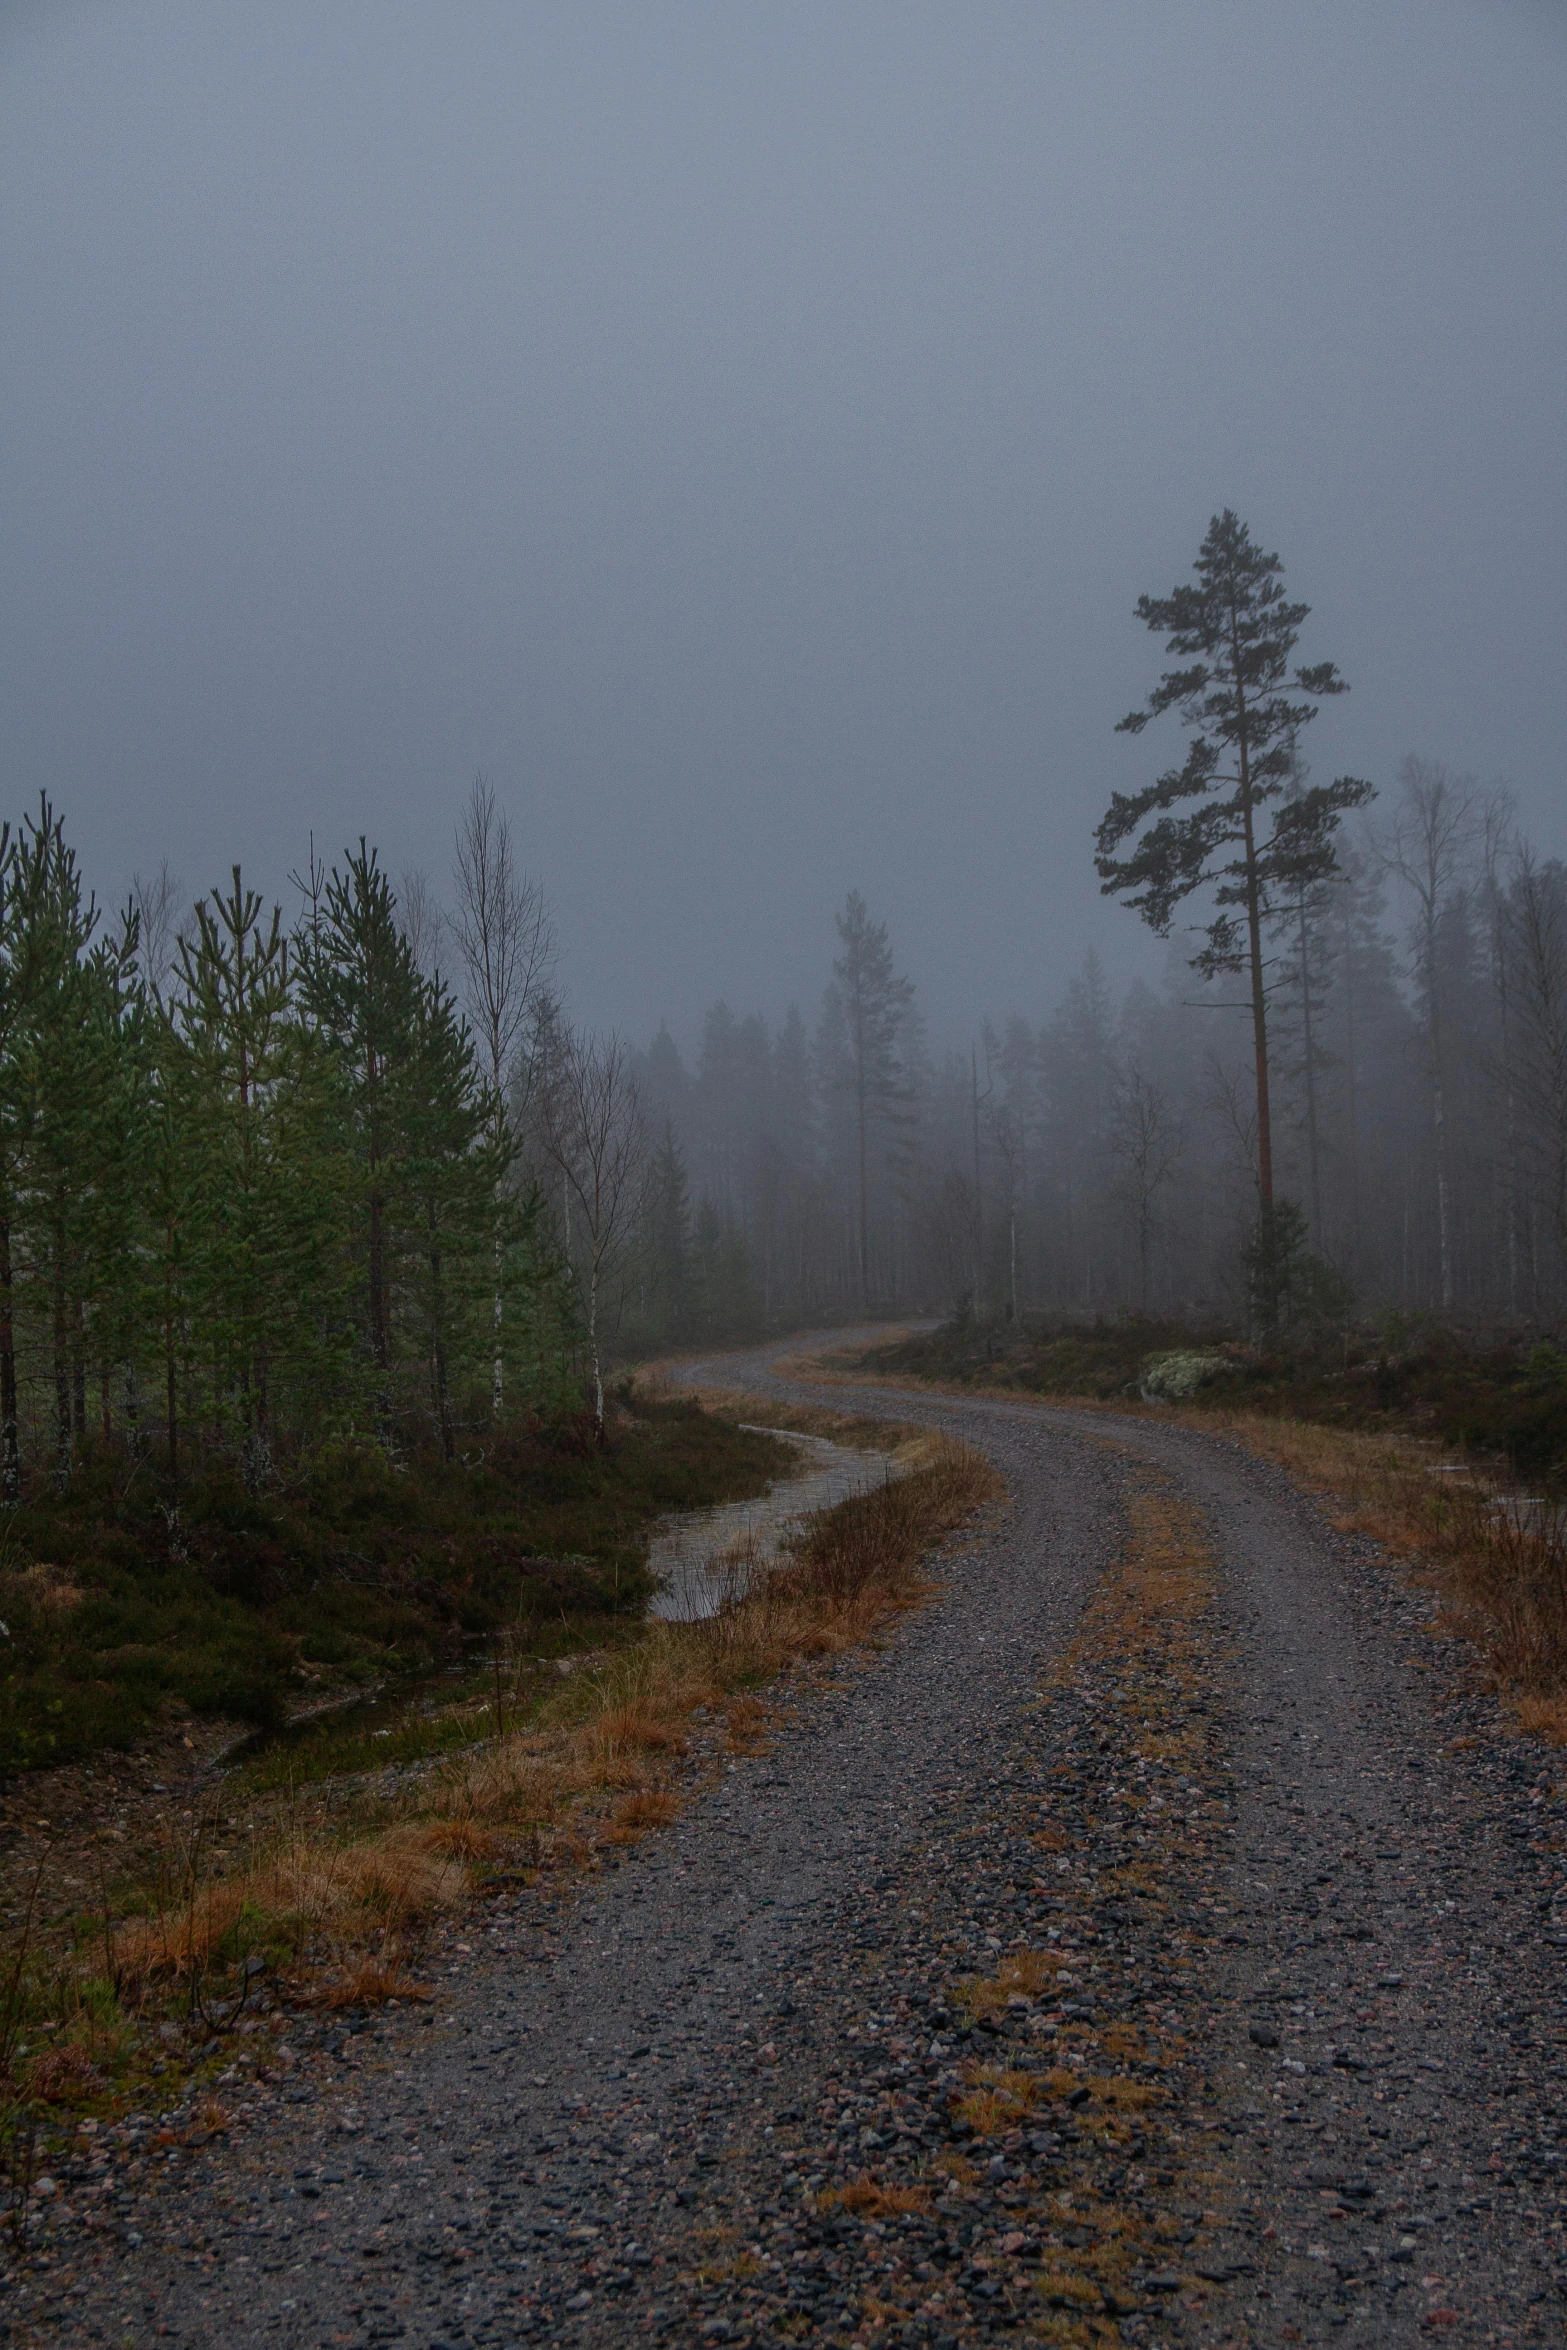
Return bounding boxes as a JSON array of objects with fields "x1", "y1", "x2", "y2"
[
  {"x1": 588, "y1": 1254, "x2": 604, "y2": 1443},
  {"x1": 164, "y1": 1220, "x2": 180, "y2": 1490},
  {"x1": 1341, "y1": 880, "x2": 1361, "y2": 1274},
  {"x1": 855, "y1": 1075, "x2": 870, "y2": 1307},
  {"x1": 1296, "y1": 895, "x2": 1323, "y2": 1238},
  {"x1": 368, "y1": 1183, "x2": 387, "y2": 1367},
  {"x1": 0, "y1": 1215, "x2": 19, "y2": 1503},
  {"x1": 1432, "y1": 1065, "x2": 1454, "y2": 1313},
  {"x1": 72, "y1": 1297, "x2": 87, "y2": 1443},
  {"x1": 492, "y1": 1224, "x2": 504, "y2": 1420},
  {"x1": 429, "y1": 1213, "x2": 454, "y2": 1460},
  {"x1": 52, "y1": 1215, "x2": 71, "y2": 1480},
  {"x1": 1240, "y1": 769, "x2": 1274, "y2": 1208},
  {"x1": 1227, "y1": 649, "x2": 1274, "y2": 1209},
  {"x1": 971, "y1": 1046, "x2": 984, "y2": 1314}
]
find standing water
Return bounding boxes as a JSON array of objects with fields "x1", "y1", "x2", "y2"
[{"x1": 647, "y1": 1426, "x2": 906, "y2": 1621}]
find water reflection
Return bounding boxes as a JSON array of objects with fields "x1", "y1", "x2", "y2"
[{"x1": 647, "y1": 1426, "x2": 904, "y2": 1621}]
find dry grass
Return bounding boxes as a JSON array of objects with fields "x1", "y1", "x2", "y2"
[
  {"x1": 832, "y1": 2178, "x2": 934, "y2": 2217},
  {"x1": 316, "y1": 1953, "x2": 431, "y2": 2009},
  {"x1": 603, "y1": 1790, "x2": 681, "y2": 1844},
  {"x1": 953, "y1": 2061, "x2": 1159, "y2": 2136},
  {"x1": 106, "y1": 1431, "x2": 1000, "y2": 2000},
  {"x1": 1191, "y1": 1408, "x2": 1567, "y2": 1737},
  {"x1": 113, "y1": 1827, "x2": 468, "y2": 1989},
  {"x1": 955, "y1": 2065, "x2": 1046, "y2": 2133},
  {"x1": 959, "y1": 1947, "x2": 1064, "y2": 2017}
]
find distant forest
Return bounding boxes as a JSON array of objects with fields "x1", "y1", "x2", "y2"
[
  {"x1": 638, "y1": 758, "x2": 1567, "y2": 1337},
  {"x1": 0, "y1": 743, "x2": 1562, "y2": 1494}
]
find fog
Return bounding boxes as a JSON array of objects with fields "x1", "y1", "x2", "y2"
[{"x1": 3, "y1": 1, "x2": 1563, "y2": 1049}]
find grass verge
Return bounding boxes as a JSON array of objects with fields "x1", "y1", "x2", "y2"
[
  {"x1": 1182, "y1": 1407, "x2": 1567, "y2": 1743},
  {"x1": 0, "y1": 1428, "x2": 999, "y2": 2215}
]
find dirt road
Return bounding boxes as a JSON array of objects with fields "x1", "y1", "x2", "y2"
[{"x1": 9, "y1": 1340, "x2": 1566, "y2": 2350}]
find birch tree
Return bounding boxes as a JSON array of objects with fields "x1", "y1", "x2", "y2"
[
  {"x1": 537, "y1": 1028, "x2": 644, "y2": 1441},
  {"x1": 449, "y1": 775, "x2": 555, "y2": 1416}
]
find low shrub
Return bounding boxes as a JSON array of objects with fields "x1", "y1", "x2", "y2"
[{"x1": 0, "y1": 1400, "x2": 793, "y2": 1776}]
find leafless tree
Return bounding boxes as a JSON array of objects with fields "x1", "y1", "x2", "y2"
[
  {"x1": 1376, "y1": 757, "x2": 1483, "y2": 1312},
  {"x1": 397, "y1": 865, "x2": 444, "y2": 980},
  {"x1": 1510, "y1": 849, "x2": 1567, "y2": 1278},
  {"x1": 535, "y1": 1027, "x2": 645, "y2": 1441},
  {"x1": 448, "y1": 774, "x2": 556, "y2": 1415},
  {"x1": 130, "y1": 862, "x2": 186, "y2": 1004},
  {"x1": 1109, "y1": 1061, "x2": 1182, "y2": 1310}
]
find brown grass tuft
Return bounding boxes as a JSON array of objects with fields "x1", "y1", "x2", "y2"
[
  {"x1": 415, "y1": 1820, "x2": 501, "y2": 1863},
  {"x1": 956, "y1": 2065, "x2": 1046, "y2": 2133},
  {"x1": 834, "y1": 2178, "x2": 934, "y2": 2217},
  {"x1": 589, "y1": 1701, "x2": 689, "y2": 1756},
  {"x1": 602, "y1": 1790, "x2": 681, "y2": 1844},
  {"x1": 724, "y1": 1696, "x2": 770, "y2": 1754},
  {"x1": 319, "y1": 1953, "x2": 431, "y2": 2008},
  {"x1": 960, "y1": 1947, "x2": 1063, "y2": 2017}
]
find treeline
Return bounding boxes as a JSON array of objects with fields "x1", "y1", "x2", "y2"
[
  {"x1": 0, "y1": 792, "x2": 585, "y2": 1494},
  {"x1": 635, "y1": 765, "x2": 1567, "y2": 1333}
]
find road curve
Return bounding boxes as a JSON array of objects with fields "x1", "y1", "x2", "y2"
[{"x1": 15, "y1": 1335, "x2": 1565, "y2": 2350}]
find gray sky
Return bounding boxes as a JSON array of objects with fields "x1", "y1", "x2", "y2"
[{"x1": 3, "y1": 1, "x2": 1564, "y2": 1046}]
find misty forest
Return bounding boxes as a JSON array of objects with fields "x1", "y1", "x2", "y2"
[
  {"x1": 6, "y1": 11, "x2": 1567, "y2": 2338},
  {"x1": 1, "y1": 516, "x2": 1562, "y2": 1506}
]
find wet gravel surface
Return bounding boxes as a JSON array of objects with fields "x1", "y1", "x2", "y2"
[{"x1": 5, "y1": 1342, "x2": 1566, "y2": 2350}]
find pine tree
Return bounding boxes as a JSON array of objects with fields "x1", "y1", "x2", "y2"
[
  {"x1": 402, "y1": 970, "x2": 497, "y2": 1455},
  {"x1": 297, "y1": 845, "x2": 425, "y2": 1411},
  {"x1": 175, "y1": 871, "x2": 297, "y2": 1468},
  {"x1": 1096, "y1": 512, "x2": 1371, "y2": 1226}
]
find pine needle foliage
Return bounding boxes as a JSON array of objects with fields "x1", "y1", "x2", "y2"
[{"x1": 0, "y1": 811, "x2": 578, "y2": 1495}]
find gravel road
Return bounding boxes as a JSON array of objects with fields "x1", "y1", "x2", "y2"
[{"x1": 7, "y1": 1339, "x2": 1565, "y2": 2350}]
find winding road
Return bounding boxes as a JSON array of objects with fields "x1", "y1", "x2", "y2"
[{"x1": 12, "y1": 1337, "x2": 1566, "y2": 2350}]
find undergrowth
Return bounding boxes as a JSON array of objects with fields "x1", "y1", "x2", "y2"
[
  {"x1": 865, "y1": 1314, "x2": 1567, "y2": 1485},
  {"x1": 0, "y1": 1393, "x2": 792, "y2": 1774}
]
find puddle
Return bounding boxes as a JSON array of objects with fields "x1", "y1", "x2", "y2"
[
  {"x1": 219, "y1": 1429, "x2": 908, "y2": 1766},
  {"x1": 647, "y1": 1426, "x2": 905, "y2": 1621},
  {"x1": 213, "y1": 1655, "x2": 485, "y2": 1775}
]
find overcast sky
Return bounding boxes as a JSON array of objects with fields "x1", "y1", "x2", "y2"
[{"x1": 3, "y1": 2, "x2": 1563, "y2": 1049}]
